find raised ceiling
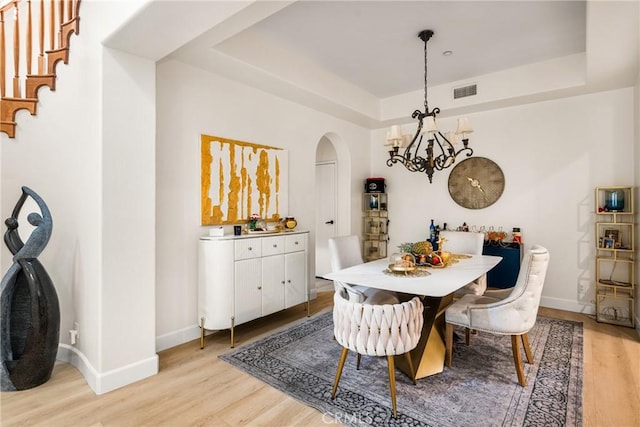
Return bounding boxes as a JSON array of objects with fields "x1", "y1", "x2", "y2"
[
  {"x1": 214, "y1": 1, "x2": 586, "y2": 98},
  {"x1": 106, "y1": 0, "x2": 638, "y2": 127}
]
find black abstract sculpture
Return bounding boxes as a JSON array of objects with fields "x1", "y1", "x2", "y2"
[{"x1": 1, "y1": 187, "x2": 60, "y2": 391}]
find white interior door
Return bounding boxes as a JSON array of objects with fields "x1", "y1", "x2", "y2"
[{"x1": 315, "y1": 162, "x2": 337, "y2": 277}]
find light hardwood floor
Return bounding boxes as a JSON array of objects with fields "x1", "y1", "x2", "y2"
[{"x1": 1, "y1": 292, "x2": 639, "y2": 427}]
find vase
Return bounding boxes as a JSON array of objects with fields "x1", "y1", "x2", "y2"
[
  {"x1": 604, "y1": 190, "x2": 625, "y2": 212},
  {"x1": 283, "y1": 217, "x2": 297, "y2": 230}
]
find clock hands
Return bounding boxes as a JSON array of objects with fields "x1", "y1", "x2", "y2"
[{"x1": 466, "y1": 176, "x2": 484, "y2": 193}]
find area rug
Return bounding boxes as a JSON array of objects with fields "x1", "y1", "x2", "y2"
[{"x1": 219, "y1": 311, "x2": 583, "y2": 426}]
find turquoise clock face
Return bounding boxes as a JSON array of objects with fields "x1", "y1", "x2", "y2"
[{"x1": 448, "y1": 157, "x2": 505, "y2": 209}]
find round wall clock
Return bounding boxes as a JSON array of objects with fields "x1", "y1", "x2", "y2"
[{"x1": 448, "y1": 157, "x2": 505, "y2": 209}]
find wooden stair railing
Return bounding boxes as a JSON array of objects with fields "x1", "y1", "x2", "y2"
[{"x1": 1, "y1": 0, "x2": 81, "y2": 139}]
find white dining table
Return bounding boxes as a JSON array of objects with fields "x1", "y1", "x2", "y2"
[
  {"x1": 323, "y1": 254, "x2": 503, "y2": 379},
  {"x1": 323, "y1": 254, "x2": 502, "y2": 297}
]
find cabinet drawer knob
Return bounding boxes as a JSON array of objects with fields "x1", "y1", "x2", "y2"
[
  {"x1": 258, "y1": 286, "x2": 262, "y2": 290},
  {"x1": 248, "y1": 247, "x2": 252, "y2": 251},
  {"x1": 281, "y1": 280, "x2": 285, "y2": 284},
  {"x1": 294, "y1": 241, "x2": 299, "y2": 245},
  {"x1": 273, "y1": 244, "x2": 278, "y2": 248},
  {"x1": 287, "y1": 279, "x2": 291, "y2": 283}
]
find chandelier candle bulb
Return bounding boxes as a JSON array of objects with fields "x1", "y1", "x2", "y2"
[
  {"x1": 455, "y1": 117, "x2": 474, "y2": 139},
  {"x1": 385, "y1": 125, "x2": 404, "y2": 147},
  {"x1": 425, "y1": 116, "x2": 439, "y2": 135}
]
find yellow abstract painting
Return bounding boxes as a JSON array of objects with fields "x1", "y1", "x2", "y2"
[{"x1": 201, "y1": 134, "x2": 288, "y2": 225}]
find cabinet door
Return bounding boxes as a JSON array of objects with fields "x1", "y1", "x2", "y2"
[
  {"x1": 482, "y1": 245, "x2": 521, "y2": 288},
  {"x1": 262, "y1": 255, "x2": 285, "y2": 316},
  {"x1": 234, "y1": 258, "x2": 262, "y2": 324},
  {"x1": 284, "y1": 251, "x2": 307, "y2": 307}
]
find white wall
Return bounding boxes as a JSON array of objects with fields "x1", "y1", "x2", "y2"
[
  {"x1": 1, "y1": 0, "x2": 158, "y2": 394},
  {"x1": 100, "y1": 47, "x2": 158, "y2": 381},
  {"x1": 154, "y1": 59, "x2": 372, "y2": 349},
  {"x1": 372, "y1": 88, "x2": 635, "y2": 313}
]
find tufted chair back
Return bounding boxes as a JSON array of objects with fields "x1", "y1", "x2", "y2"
[
  {"x1": 440, "y1": 230, "x2": 484, "y2": 255},
  {"x1": 328, "y1": 235, "x2": 400, "y2": 304},
  {"x1": 328, "y1": 235, "x2": 366, "y2": 302},
  {"x1": 329, "y1": 235, "x2": 364, "y2": 271},
  {"x1": 333, "y1": 292, "x2": 423, "y2": 357},
  {"x1": 440, "y1": 231, "x2": 487, "y2": 296}
]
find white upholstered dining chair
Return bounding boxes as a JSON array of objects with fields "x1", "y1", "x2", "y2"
[
  {"x1": 439, "y1": 230, "x2": 487, "y2": 297},
  {"x1": 331, "y1": 289, "x2": 424, "y2": 418},
  {"x1": 328, "y1": 235, "x2": 399, "y2": 304},
  {"x1": 444, "y1": 245, "x2": 550, "y2": 386}
]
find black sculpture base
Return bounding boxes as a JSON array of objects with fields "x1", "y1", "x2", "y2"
[{"x1": 1, "y1": 261, "x2": 59, "y2": 391}]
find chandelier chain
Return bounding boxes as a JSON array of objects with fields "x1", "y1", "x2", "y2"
[{"x1": 423, "y1": 36, "x2": 429, "y2": 114}]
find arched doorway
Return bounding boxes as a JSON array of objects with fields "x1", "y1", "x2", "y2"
[{"x1": 315, "y1": 136, "x2": 338, "y2": 278}]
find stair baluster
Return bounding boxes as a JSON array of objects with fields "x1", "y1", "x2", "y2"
[{"x1": 1, "y1": 0, "x2": 80, "y2": 139}]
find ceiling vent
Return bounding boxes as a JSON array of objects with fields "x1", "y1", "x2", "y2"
[{"x1": 453, "y1": 84, "x2": 477, "y2": 99}]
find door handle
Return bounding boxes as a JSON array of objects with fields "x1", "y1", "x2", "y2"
[{"x1": 325, "y1": 220, "x2": 334, "y2": 224}]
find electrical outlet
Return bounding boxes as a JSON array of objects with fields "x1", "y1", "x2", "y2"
[{"x1": 69, "y1": 322, "x2": 80, "y2": 345}]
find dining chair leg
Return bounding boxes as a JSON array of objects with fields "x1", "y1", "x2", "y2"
[
  {"x1": 331, "y1": 348, "x2": 349, "y2": 399},
  {"x1": 356, "y1": 353, "x2": 362, "y2": 370},
  {"x1": 521, "y1": 333, "x2": 533, "y2": 364},
  {"x1": 511, "y1": 335, "x2": 527, "y2": 387},
  {"x1": 404, "y1": 352, "x2": 417, "y2": 385},
  {"x1": 445, "y1": 323, "x2": 454, "y2": 368},
  {"x1": 386, "y1": 355, "x2": 398, "y2": 418},
  {"x1": 465, "y1": 328, "x2": 471, "y2": 346}
]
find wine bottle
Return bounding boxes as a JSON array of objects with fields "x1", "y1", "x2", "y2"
[{"x1": 429, "y1": 219, "x2": 436, "y2": 249}]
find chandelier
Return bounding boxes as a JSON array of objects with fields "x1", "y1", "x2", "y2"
[{"x1": 385, "y1": 29, "x2": 473, "y2": 183}]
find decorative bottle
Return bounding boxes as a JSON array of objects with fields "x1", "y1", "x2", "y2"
[
  {"x1": 429, "y1": 219, "x2": 437, "y2": 250},
  {"x1": 512, "y1": 227, "x2": 522, "y2": 245}
]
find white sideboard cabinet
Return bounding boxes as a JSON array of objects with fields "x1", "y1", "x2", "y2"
[{"x1": 198, "y1": 230, "x2": 309, "y2": 347}]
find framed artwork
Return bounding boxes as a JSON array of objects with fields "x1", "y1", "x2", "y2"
[
  {"x1": 603, "y1": 229, "x2": 619, "y2": 243},
  {"x1": 603, "y1": 238, "x2": 614, "y2": 249},
  {"x1": 201, "y1": 134, "x2": 288, "y2": 225}
]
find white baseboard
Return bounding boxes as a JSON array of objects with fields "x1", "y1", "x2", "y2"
[
  {"x1": 540, "y1": 296, "x2": 596, "y2": 315},
  {"x1": 155, "y1": 295, "x2": 320, "y2": 352},
  {"x1": 156, "y1": 325, "x2": 202, "y2": 352},
  {"x1": 57, "y1": 344, "x2": 158, "y2": 395},
  {"x1": 57, "y1": 344, "x2": 99, "y2": 392}
]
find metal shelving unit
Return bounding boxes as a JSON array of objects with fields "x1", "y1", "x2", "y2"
[
  {"x1": 362, "y1": 192, "x2": 388, "y2": 261},
  {"x1": 594, "y1": 186, "x2": 635, "y2": 328}
]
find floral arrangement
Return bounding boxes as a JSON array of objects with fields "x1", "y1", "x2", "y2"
[{"x1": 249, "y1": 213, "x2": 260, "y2": 230}]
